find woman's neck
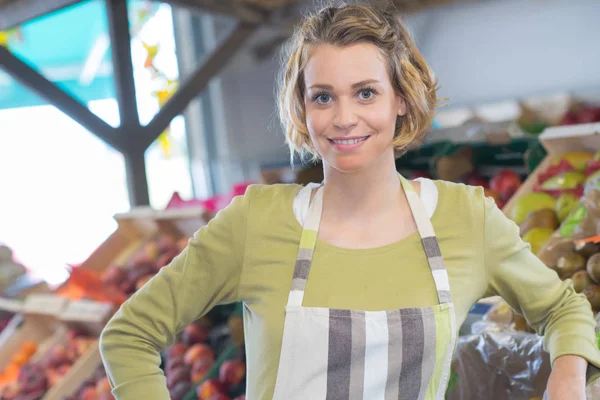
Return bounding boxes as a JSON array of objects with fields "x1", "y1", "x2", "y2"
[{"x1": 321, "y1": 151, "x2": 403, "y2": 222}]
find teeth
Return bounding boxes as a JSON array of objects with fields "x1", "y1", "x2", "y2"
[{"x1": 332, "y1": 137, "x2": 368, "y2": 145}]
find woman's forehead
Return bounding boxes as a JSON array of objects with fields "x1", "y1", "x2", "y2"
[{"x1": 304, "y1": 43, "x2": 390, "y2": 89}]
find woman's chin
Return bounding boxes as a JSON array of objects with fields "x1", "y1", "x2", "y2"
[{"x1": 327, "y1": 155, "x2": 372, "y2": 174}]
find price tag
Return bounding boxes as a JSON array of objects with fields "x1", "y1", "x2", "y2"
[
  {"x1": 60, "y1": 300, "x2": 114, "y2": 324},
  {"x1": 0, "y1": 297, "x2": 23, "y2": 313},
  {"x1": 23, "y1": 294, "x2": 68, "y2": 316}
]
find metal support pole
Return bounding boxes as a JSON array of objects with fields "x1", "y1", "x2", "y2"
[
  {"x1": 143, "y1": 22, "x2": 259, "y2": 148},
  {"x1": 123, "y1": 145, "x2": 150, "y2": 207},
  {"x1": 105, "y1": 0, "x2": 150, "y2": 206},
  {"x1": 105, "y1": 0, "x2": 140, "y2": 129},
  {"x1": 0, "y1": 45, "x2": 123, "y2": 152}
]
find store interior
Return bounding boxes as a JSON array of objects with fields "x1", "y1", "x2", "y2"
[{"x1": 1, "y1": 0, "x2": 600, "y2": 399}]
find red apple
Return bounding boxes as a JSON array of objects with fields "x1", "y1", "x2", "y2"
[
  {"x1": 459, "y1": 172, "x2": 488, "y2": 188},
  {"x1": 94, "y1": 365, "x2": 107, "y2": 381},
  {"x1": 190, "y1": 358, "x2": 213, "y2": 384},
  {"x1": 166, "y1": 356, "x2": 186, "y2": 376},
  {"x1": 128, "y1": 262, "x2": 156, "y2": 283},
  {"x1": 169, "y1": 381, "x2": 191, "y2": 400},
  {"x1": 168, "y1": 343, "x2": 188, "y2": 359},
  {"x1": 18, "y1": 365, "x2": 48, "y2": 393},
  {"x1": 96, "y1": 376, "x2": 111, "y2": 395},
  {"x1": 158, "y1": 236, "x2": 177, "y2": 253},
  {"x1": 166, "y1": 366, "x2": 191, "y2": 389},
  {"x1": 135, "y1": 274, "x2": 154, "y2": 291},
  {"x1": 98, "y1": 392, "x2": 115, "y2": 400},
  {"x1": 219, "y1": 360, "x2": 246, "y2": 387},
  {"x1": 46, "y1": 368, "x2": 63, "y2": 387},
  {"x1": 78, "y1": 386, "x2": 98, "y2": 400},
  {"x1": 119, "y1": 280, "x2": 135, "y2": 295},
  {"x1": 197, "y1": 379, "x2": 226, "y2": 400},
  {"x1": 44, "y1": 344, "x2": 71, "y2": 368},
  {"x1": 16, "y1": 390, "x2": 49, "y2": 400},
  {"x1": 101, "y1": 266, "x2": 126, "y2": 285},
  {"x1": 156, "y1": 251, "x2": 178, "y2": 271},
  {"x1": 207, "y1": 394, "x2": 231, "y2": 400},
  {"x1": 489, "y1": 169, "x2": 522, "y2": 202},
  {"x1": 177, "y1": 238, "x2": 189, "y2": 252},
  {"x1": 183, "y1": 324, "x2": 209, "y2": 346},
  {"x1": 184, "y1": 344, "x2": 214, "y2": 366}
]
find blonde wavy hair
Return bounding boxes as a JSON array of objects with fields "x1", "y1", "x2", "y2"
[{"x1": 277, "y1": 1, "x2": 439, "y2": 162}]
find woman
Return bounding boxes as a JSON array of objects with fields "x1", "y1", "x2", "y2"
[{"x1": 100, "y1": 3, "x2": 600, "y2": 399}]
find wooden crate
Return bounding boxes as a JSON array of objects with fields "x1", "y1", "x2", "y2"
[
  {"x1": 42, "y1": 345, "x2": 102, "y2": 400},
  {"x1": 78, "y1": 206, "x2": 210, "y2": 274},
  {"x1": 502, "y1": 122, "x2": 600, "y2": 218},
  {"x1": 0, "y1": 314, "x2": 60, "y2": 372},
  {"x1": 55, "y1": 206, "x2": 211, "y2": 304}
]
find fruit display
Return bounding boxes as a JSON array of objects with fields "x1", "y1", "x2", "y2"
[
  {"x1": 63, "y1": 364, "x2": 113, "y2": 400},
  {"x1": 558, "y1": 104, "x2": 600, "y2": 126},
  {"x1": 0, "y1": 329, "x2": 96, "y2": 400},
  {"x1": 508, "y1": 151, "x2": 600, "y2": 255},
  {"x1": 409, "y1": 167, "x2": 523, "y2": 209},
  {"x1": 163, "y1": 311, "x2": 246, "y2": 400},
  {"x1": 533, "y1": 176, "x2": 600, "y2": 315},
  {"x1": 99, "y1": 234, "x2": 186, "y2": 299}
]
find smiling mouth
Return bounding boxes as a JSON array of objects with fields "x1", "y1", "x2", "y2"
[{"x1": 328, "y1": 136, "x2": 370, "y2": 145}]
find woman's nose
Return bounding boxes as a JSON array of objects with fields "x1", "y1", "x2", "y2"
[{"x1": 333, "y1": 99, "x2": 358, "y2": 130}]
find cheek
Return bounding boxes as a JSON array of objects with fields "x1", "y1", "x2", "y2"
[
  {"x1": 364, "y1": 109, "x2": 397, "y2": 137},
  {"x1": 306, "y1": 109, "x2": 328, "y2": 140}
]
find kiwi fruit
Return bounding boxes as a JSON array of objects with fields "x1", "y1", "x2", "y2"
[
  {"x1": 572, "y1": 270, "x2": 593, "y2": 293},
  {"x1": 587, "y1": 253, "x2": 600, "y2": 284},
  {"x1": 536, "y1": 237, "x2": 574, "y2": 268},
  {"x1": 556, "y1": 253, "x2": 586, "y2": 279},
  {"x1": 584, "y1": 284, "x2": 600, "y2": 311},
  {"x1": 520, "y1": 209, "x2": 559, "y2": 236},
  {"x1": 576, "y1": 242, "x2": 600, "y2": 259}
]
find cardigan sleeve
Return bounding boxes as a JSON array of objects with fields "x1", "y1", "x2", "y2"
[
  {"x1": 99, "y1": 189, "x2": 250, "y2": 399},
  {"x1": 482, "y1": 195, "x2": 600, "y2": 383}
]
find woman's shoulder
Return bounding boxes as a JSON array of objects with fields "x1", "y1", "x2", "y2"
[
  {"x1": 242, "y1": 183, "x2": 305, "y2": 221},
  {"x1": 429, "y1": 179, "x2": 488, "y2": 221}
]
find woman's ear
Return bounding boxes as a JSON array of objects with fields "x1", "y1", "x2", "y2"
[{"x1": 397, "y1": 96, "x2": 407, "y2": 117}]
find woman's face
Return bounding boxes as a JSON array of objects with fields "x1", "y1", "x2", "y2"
[{"x1": 303, "y1": 42, "x2": 406, "y2": 174}]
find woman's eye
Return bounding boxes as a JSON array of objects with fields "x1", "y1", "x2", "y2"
[
  {"x1": 316, "y1": 94, "x2": 331, "y2": 104},
  {"x1": 359, "y1": 89, "x2": 374, "y2": 100}
]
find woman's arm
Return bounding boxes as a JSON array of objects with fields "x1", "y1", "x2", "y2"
[
  {"x1": 99, "y1": 192, "x2": 249, "y2": 399},
  {"x1": 482, "y1": 195, "x2": 600, "y2": 391}
]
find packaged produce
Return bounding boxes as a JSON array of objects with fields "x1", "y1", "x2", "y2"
[
  {"x1": 536, "y1": 174, "x2": 600, "y2": 313},
  {"x1": 446, "y1": 331, "x2": 551, "y2": 400}
]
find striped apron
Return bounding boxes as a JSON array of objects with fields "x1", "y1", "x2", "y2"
[{"x1": 272, "y1": 175, "x2": 457, "y2": 400}]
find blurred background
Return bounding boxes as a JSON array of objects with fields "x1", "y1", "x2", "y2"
[
  {"x1": 2, "y1": 0, "x2": 599, "y2": 285},
  {"x1": 0, "y1": 1, "x2": 600, "y2": 399}
]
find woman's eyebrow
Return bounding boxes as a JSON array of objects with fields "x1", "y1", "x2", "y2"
[{"x1": 307, "y1": 79, "x2": 381, "y2": 91}]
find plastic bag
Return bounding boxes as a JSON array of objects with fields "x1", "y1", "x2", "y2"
[{"x1": 446, "y1": 332, "x2": 551, "y2": 400}]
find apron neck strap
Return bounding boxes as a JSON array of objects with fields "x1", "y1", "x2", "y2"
[{"x1": 287, "y1": 176, "x2": 452, "y2": 307}]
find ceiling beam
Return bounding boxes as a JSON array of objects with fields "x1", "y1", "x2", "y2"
[
  {"x1": 0, "y1": 45, "x2": 123, "y2": 152},
  {"x1": 143, "y1": 21, "x2": 260, "y2": 149},
  {"x1": 0, "y1": 0, "x2": 83, "y2": 30},
  {"x1": 165, "y1": 0, "x2": 268, "y2": 24}
]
